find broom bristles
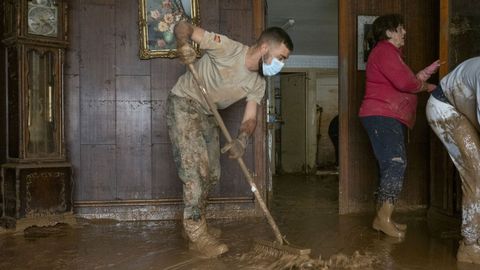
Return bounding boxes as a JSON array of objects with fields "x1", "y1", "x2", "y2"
[{"x1": 254, "y1": 239, "x2": 311, "y2": 257}]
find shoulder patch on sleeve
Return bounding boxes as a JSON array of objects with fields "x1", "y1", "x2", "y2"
[{"x1": 214, "y1": 35, "x2": 221, "y2": 43}]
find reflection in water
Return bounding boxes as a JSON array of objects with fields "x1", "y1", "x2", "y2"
[{"x1": 0, "y1": 174, "x2": 477, "y2": 269}]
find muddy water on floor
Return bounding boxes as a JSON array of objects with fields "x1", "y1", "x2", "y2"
[{"x1": 0, "y1": 174, "x2": 478, "y2": 269}]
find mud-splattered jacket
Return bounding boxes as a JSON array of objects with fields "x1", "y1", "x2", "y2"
[
  {"x1": 359, "y1": 40, "x2": 423, "y2": 129},
  {"x1": 171, "y1": 31, "x2": 266, "y2": 114}
]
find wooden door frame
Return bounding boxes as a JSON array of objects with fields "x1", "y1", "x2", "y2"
[
  {"x1": 338, "y1": 0, "x2": 355, "y2": 214},
  {"x1": 439, "y1": 0, "x2": 449, "y2": 77},
  {"x1": 253, "y1": 0, "x2": 268, "y2": 212}
]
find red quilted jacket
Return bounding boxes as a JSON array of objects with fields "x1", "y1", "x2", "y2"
[{"x1": 359, "y1": 40, "x2": 423, "y2": 129}]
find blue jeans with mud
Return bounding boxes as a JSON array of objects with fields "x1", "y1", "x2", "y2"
[{"x1": 361, "y1": 116, "x2": 407, "y2": 203}]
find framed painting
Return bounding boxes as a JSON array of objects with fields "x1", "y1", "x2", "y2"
[
  {"x1": 357, "y1": 15, "x2": 378, "y2": 70},
  {"x1": 139, "y1": 0, "x2": 200, "y2": 59}
]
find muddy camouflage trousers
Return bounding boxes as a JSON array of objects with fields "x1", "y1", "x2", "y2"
[
  {"x1": 166, "y1": 94, "x2": 221, "y2": 221},
  {"x1": 427, "y1": 92, "x2": 480, "y2": 245}
]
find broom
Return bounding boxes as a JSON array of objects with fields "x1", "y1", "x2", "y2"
[{"x1": 185, "y1": 61, "x2": 311, "y2": 257}]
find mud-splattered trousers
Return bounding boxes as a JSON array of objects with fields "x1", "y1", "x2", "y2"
[
  {"x1": 427, "y1": 87, "x2": 480, "y2": 245},
  {"x1": 166, "y1": 94, "x2": 221, "y2": 221},
  {"x1": 361, "y1": 116, "x2": 407, "y2": 203}
]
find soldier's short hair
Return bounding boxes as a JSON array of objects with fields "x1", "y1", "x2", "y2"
[{"x1": 257, "y1": 27, "x2": 294, "y2": 51}]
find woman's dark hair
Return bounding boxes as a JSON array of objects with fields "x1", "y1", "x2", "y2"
[
  {"x1": 258, "y1": 27, "x2": 294, "y2": 51},
  {"x1": 372, "y1": 14, "x2": 404, "y2": 43}
]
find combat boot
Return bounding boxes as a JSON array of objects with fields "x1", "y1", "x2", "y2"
[
  {"x1": 457, "y1": 241, "x2": 480, "y2": 264},
  {"x1": 394, "y1": 222, "x2": 407, "y2": 231},
  {"x1": 372, "y1": 202, "x2": 405, "y2": 238},
  {"x1": 182, "y1": 224, "x2": 222, "y2": 239},
  {"x1": 184, "y1": 218, "x2": 228, "y2": 258}
]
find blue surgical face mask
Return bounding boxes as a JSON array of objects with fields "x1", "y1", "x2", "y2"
[{"x1": 262, "y1": 55, "x2": 285, "y2": 76}]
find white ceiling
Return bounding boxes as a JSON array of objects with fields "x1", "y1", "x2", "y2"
[{"x1": 267, "y1": 0, "x2": 338, "y2": 56}]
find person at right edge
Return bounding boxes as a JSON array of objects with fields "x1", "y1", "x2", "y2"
[
  {"x1": 358, "y1": 14, "x2": 440, "y2": 238},
  {"x1": 426, "y1": 57, "x2": 480, "y2": 264}
]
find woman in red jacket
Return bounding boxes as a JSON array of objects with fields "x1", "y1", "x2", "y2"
[{"x1": 359, "y1": 14, "x2": 439, "y2": 238}]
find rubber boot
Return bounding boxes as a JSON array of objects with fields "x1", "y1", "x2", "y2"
[
  {"x1": 372, "y1": 202, "x2": 405, "y2": 238},
  {"x1": 457, "y1": 241, "x2": 480, "y2": 264},
  {"x1": 184, "y1": 218, "x2": 228, "y2": 258}
]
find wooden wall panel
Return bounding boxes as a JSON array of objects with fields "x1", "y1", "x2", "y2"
[
  {"x1": 220, "y1": 0, "x2": 252, "y2": 11},
  {"x1": 219, "y1": 9, "x2": 255, "y2": 44},
  {"x1": 115, "y1": 0, "x2": 150, "y2": 76},
  {"x1": 151, "y1": 144, "x2": 182, "y2": 198},
  {"x1": 65, "y1": 0, "x2": 80, "y2": 76},
  {"x1": 64, "y1": 74, "x2": 80, "y2": 196},
  {"x1": 78, "y1": 145, "x2": 116, "y2": 201},
  {"x1": 211, "y1": 147, "x2": 253, "y2": 198},
  {"x1": 79, "y1": 2, "x2": 116, "y2": 145},
  {"x1": 79, "y1": 3, "x2": 116, "y2": 101},
  {"x1": 402, "y1": 0, "x2": 439, "y2": 206},
  {"x1": 64, "y1": 1, "x2": 81, "y2": 194},
  {"x1": 116, "y1": 76, "x2": 152, "y2": 199},
  {"x1": 199, "y1": 0, "x2": 220, "y2": 32},
  {"x1": 65, "y1": 0, "x2": 263, "y2": 211},
  {"x1": 116, "y1": 145, "x2": 152, "y2": 199},
  {"x1": 340, "y1": 0, "x2": 439, "y2": 213},
  {"x1": 80, "y1": 100, "x2": 116, "y2": 145},
  {"x1": 150, "y1": 60, "x2": 185, "y2": 101},
  {"x1": 151, "y1": 100, "x2": 169, "y2": 144},
  {"x1": 0, "y1": 11, "x2": 6, "y2": 166}
]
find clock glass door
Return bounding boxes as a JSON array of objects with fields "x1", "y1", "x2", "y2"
[{"x1": 26, "y1": 48, "x2": 59, "y2": 158}]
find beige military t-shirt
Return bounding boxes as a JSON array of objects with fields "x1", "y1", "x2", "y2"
[{"x1": 171, "y1": 31, "x2": 266, "y2": 114}]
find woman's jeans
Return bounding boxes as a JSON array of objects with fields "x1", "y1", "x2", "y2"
[{"x1": 361, "y1": 116, "x2": 407, "y2": 203}]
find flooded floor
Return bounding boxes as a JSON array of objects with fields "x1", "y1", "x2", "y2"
[{"x1": 0, "y1": 174, "x2": 478, "y2": 269}]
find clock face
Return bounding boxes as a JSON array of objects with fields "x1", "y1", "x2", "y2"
[{"x1": 28, "y1": 1, "x2": 58, "y2": 37}]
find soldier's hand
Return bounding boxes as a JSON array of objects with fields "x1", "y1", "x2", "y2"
[
  {"x1": 221, "y1": 139, "x2": 246, "y2": 159},
  {"x1": 177, "y1": 43, "x2": 197, "y2": 65},
  {"x1": 221, "y1": 133, "x2": 248, "y2": 159}
]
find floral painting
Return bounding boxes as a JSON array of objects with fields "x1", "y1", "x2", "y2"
[{"x1": 139, "y1": 0, "x2": 200, "y2": 59}]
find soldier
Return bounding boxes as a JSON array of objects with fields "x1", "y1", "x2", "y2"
[
  {"x1": 167, "y1": 21, "x2": 293, "y2": 257},
  {"x1": 426, "y1": 57, "x2": 480, "y2": 264}
]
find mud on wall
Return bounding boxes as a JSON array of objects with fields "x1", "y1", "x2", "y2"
[{"x1": 449, "y1": 0, "x2": 480, "y2": 68}]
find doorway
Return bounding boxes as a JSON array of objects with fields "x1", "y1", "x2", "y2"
[
  {"x1": 268, "y1": 70, "x2": 339, "y2": 176},
  {"x1": 275, "y1": 72, "x2": 307, "y2": 174}
]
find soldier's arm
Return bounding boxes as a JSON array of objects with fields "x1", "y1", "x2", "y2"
[{"x1": 239, "y1": 101, "x2": 258, "y2": 136}]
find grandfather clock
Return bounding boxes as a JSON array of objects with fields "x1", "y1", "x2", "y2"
[{"x1": 1, "y1": 0, "x2": 74, "y2": 231}]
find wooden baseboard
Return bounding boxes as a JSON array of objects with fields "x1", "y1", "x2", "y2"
[{"x1": 74, "y1": 197, "x2": 259, "y2": 221}]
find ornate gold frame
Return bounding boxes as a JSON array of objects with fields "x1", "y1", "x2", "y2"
[{"x1": 138, "y1": 0, "x2": 200, "y2": 59}]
